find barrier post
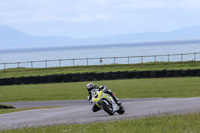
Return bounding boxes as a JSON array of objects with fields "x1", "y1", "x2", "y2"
[
  {"x1": 31, "y1": 61, "x2": 33, "y2": 69},
  {"x1": 4, "y1": 63, "x2": 6, "y2": 72},
  {"x1": 59, "y1": 60, "x2": 61, "y2": 67},
  {"x1": 45, "y1": 60, "x2": 48, "y2": 68},
  {"x1": 100, "y1": 58, "x2": 103, "y2": 65},
  {"x1": 141, "y1": 56, "x2": 143, "y2": 63},
  {"x1": 73, "y1": 59, "x2": 75, "y2": 66},
  {"x1": 194, "y1": 53, "x2": 196, "y2": 61},
  {"x1": 87, "y1": 58, "x2": 88, "y2": 66},
  {"x1": 128, "y1": 57, "x2": 129, "y2": 64},
  {"x1": 168, "y1": 55, "x2": 170, "y2": 62},
  {"x1": 181, "y1": 54, "x2": 183, "y2": 62}
]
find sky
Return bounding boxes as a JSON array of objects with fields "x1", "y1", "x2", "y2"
[{"x1": 1, "y1": 0, "x2": 200, "y2": 38}]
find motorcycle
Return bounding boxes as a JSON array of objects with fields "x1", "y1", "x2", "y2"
[{"x1": 90, "y1": 89, "x2": 125, "y2": 115}]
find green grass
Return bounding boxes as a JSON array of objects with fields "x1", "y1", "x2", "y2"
[
  {"x1": 1, "y1": 77, "x2": 200, "y2": 102},
  {"x1": 1, "y1": 76, "x2": 200, "y2": 132},
  {"x1": 1, "y1": 61, "x2": 200, "y2": 78},
  {"x1": 1, "y1": 112, "x2": 200, "y2": 133}
]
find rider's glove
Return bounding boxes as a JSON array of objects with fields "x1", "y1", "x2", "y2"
[
  {"x1": 99, "y1": 85, "x2": 104, "y2": 89},
  {"x1": 89, "y1": 100, "x2": 93, "y2": 104},
  {"x1": 102, "y1": 86, "x2": 107, "y2": 92}
]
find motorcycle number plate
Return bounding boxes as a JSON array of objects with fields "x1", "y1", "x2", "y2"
[{"x1": 92, "y1": 91, "x2": 98, "y2": 97}]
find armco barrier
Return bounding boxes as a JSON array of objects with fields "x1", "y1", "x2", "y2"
[{"x1": 0, "y1": 69, "x2": 200, "y2": 86}]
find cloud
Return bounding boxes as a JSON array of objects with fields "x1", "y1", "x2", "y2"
[
  {"x1": 2, "y1": 10, "x2": 53, "y2": 24},
  {"x1": 178, "y1": 0, "x2": 200, "y2": 11},
  {"x1": 1, "y1": 0, "x2": 200, "y2": 25},
  {"x1": 0, "y1": 0, "x2": 114, "y2": 24},
  {"x1": 1, "y1": 0, "x2": 200, "y2": 38},
  {"x1": 57, "y1": 14, "x2": 93, "y2": 23},
  {"x1": 57, "y1": 13, "x2": 112, "y2": 23},
  {"x1": 112, "y1": 0, "x2": 165, "y2": 10},
  {"x1": 95, "y1": 13, "x2": 112, "y2": 21}
]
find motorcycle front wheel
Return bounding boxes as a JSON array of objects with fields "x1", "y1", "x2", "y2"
[{"x1": 100, "y1": 101, "x2": 114, "y2": 115}]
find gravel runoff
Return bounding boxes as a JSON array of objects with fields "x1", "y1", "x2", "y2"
[{"x1": 0, "y1": 97, "x2": 200, "y2": 130}]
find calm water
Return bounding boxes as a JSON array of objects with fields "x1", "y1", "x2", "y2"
[{"x1": 0, "y1": 43, "x2": 200, "y2": 69}]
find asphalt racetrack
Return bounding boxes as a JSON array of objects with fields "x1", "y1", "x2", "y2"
[{"x1": 1, "y1": 97, "x2": 200, "y2": 130}]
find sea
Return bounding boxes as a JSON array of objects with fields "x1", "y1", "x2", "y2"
[{"x1": 0, "y1": 42, "x2": 200, "y2": 69}]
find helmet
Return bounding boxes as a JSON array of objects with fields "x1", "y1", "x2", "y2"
[{"x1": 87, "y1": 83, "x2": 94, "y2": 91}]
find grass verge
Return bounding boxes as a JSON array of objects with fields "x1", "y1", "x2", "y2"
[
  {"x1": 0, "y1": 77, "x2": 200, "y2": 102},
  {"x1": 1, "y1": 61, "x2": 200, "y2": 78},
  {"x1": 1, "y1": 113, "x2": 200, "y2": 133}
]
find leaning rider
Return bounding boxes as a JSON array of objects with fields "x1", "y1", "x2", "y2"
[{"x1": 86, "y1": 83, "x2": 121, "y2": 112}]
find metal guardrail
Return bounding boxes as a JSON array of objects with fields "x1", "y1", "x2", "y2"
[{"x1": 0, "y1": 52, "x2": 200, "y2": 71}]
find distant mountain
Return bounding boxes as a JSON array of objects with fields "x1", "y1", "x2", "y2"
[
  {"x1": 91, "y1": 25, "x2": 200, "y2": 43},
  {"x1": 0, "y1": 25, "x2": 77, "y2": 49},
  {"x1": 1, "y1": 25, "x2": 200, "y2": 49}
]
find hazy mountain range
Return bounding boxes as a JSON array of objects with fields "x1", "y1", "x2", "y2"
[{"x1": 1, "y1": 25, "x2": 200, "y2": 50}]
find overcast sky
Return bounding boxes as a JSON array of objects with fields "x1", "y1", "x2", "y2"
[{"x1": 1, "y1": 0, "x2": 200, "y2": 38}]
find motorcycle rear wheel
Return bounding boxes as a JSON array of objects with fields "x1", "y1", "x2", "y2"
[{"x1": 117, "y1": 105, "x2": 125, "y2": 114}]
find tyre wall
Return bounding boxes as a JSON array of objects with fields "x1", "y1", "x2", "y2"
[{"x1": 0, "y1": 69, "x2": 200, "y2": 86}]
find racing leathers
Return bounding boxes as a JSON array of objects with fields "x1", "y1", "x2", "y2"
[{"x1": 87, "y1": 85, "x2": 121, "y2": 112}]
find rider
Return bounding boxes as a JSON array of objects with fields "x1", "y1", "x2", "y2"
[{"x1": 86, "y1": 83, "x2": 121, "y2": 112}]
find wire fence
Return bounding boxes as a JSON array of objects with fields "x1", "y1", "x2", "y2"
[{"x1": 0, "y1": 52, "x2": 200, "y2": 71}]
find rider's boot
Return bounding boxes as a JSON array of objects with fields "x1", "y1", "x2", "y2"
[
  {"x1": 106, "y1": 89, "x2": 121, "y2": 105},
  {"x1": 112, "y1": 94, "x2": 121, "y2": 105}
]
